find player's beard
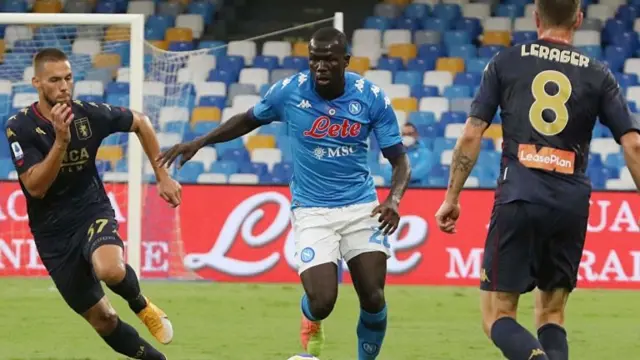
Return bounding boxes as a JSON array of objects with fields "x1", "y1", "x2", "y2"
[{"x1": 44, "y1": 92, "x2": 71, "y2": 107}]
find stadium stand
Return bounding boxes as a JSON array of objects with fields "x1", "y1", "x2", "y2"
[{"x1": 0, "y1": 0, "x2": 636, "y2": 190}]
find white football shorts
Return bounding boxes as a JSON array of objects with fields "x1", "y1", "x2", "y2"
[{"x1": 291, "y1": 201, "x2": 391, "y2": 274}]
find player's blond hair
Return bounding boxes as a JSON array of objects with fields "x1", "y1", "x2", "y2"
[{"x1": 535, "y1": 0, "x2": 580, "y2": 29}]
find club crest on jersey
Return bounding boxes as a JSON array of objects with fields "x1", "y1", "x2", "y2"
[
  {"x1": 303, "y1": 116, "x2": 362, "y2": 139},
  {"x1": 74, "y1": 117, "x2": 92, "y2": 140},
  {"x1": 348, "y1": 101, "x2": 362, "y2": 115}
]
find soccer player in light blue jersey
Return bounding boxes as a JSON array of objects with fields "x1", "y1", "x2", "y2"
[{"x1": 158, "y1": 27, "x2": 411, "y2": 359}]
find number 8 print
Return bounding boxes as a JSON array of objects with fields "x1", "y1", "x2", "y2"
[{"x1": 529, "y1": 70, "x2": 572, "y2": 136}]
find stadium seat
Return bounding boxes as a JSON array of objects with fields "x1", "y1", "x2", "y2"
[
  {"x1": 166, "y1": 28, "x2": 193, "y2": 43},
  {"x1": 483, "y1": 124, "x2": 503, "y2": 141},
  {"x1": 238, "y1": 68, "x2": 269, "y2": 91},
  {"x1": 347, "y1": 56, "x2": 371, "y2": 74},
  {"x1": 176, "y1": 14, "x2": 204, "y2": 39},
  {"x1": 191, "y1": 107, "x2": 221, "y2": 124},
  {"x1": 365, "y1": 70, "x2": 393, "y2": 85},
  {"x1": 97, "y1": 145, "x2": 123, "y2": 168},
  {"x1": 246, "y1": 135, "x2": 276, "y2": 152},
  {"x1": 419, "y1": 97, "x2": 449, "y2": 120},
  {"x1": 424, "y1": 70, "x2": 453, "y2": 94},
  {"x1": 292, "y1": 42, "x2": 309, "y2": 57},
  {"x1": 383, "y1": 29, "x2": 412, "y2": 49},
  {"x1": 34, "y1": 0, "x2": 63, "y2": 13},
  {"x1": 388, "y1": 43, "x2": 417, "y2": 62},
  {"x1": 482, "y1": 31, "x2": 511, "y2": 46},
  {"x1": 435, "y1": 57, "x2": 465, "y2": 75},
  {"x1": 197, "y1": 173, "x2": 227, "y2": 184},
  {"x1": 391, "y1": 97, "x2": 418, "y2": 112},
  {"x1": 228, "y1": 173, "x2": 259, "y2": 184}
]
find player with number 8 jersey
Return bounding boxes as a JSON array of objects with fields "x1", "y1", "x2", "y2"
[{"x1": 434, "y1": 1, "x2": 640, "y2": 358}]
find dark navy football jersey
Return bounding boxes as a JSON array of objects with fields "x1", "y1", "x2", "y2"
[
  {"x1": 470, "y1": 39, "x2": 640, "y2": 216},
  {"x1": 5, "y1": 100, "x2": 133, "y2": 254}
]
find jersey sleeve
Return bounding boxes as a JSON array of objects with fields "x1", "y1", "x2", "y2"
[
  {"x1": 5, "y1": 117, "x2": 44, "y2": 175},
  {"x1": 598, "y1": 70, "x2": 640, "y2": 143},
  {"x1": 249, "y1": 77, "x2": 290, "y2": 124},
  {"x1": 469, "y1": 56, "x2": 500, "y2": 124},
  {"x1": 86, "y1": 102, "x2": 134, "y2": 136},
  {"x1": 370, "y1": 87, "x2": 405, "y2": 159}
]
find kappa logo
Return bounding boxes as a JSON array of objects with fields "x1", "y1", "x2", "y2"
[{"x1": 297, "y1": 99, "x2": 312, "y2": 109}]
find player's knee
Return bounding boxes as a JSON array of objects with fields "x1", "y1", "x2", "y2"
[
  {"x1": 358, "y1": 287, "x2": 385, "y2": 314},
  {"x1": 87, "y1": 307, "x2": 118, "y2": 335},
  {"x1": 94, "y1": 260, "x2": 126, "y2": 285},
  {"x1": 306, "y1": 289, "x2": 337, "y2": 320},
  {"x1": 535, "y1": 301, "x2": 566, "y2": 327}
]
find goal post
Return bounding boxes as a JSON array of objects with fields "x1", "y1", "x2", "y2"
[{"x1": 0, "y1": 13, "x2": 145, "y2": 274}]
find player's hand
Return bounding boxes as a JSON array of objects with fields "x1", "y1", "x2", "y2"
[
  {"x1": 435, "y1": 200, "x2": 460, "y2": 234},
  {"x1": 156, "y1": 141, "x2": 201, "y2": 169},
  {"x1": 157, "y1": 176, "x2": 182, "y2": 208},
  {"x1": 51, "y1": 103, "x2": 74, "y2": 144},
  {"x1": 371, "y1": 198, "x2": 400, "y2": 235}
]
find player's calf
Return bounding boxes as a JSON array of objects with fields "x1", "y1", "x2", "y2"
[
  {"x1": 535, "y1": 289, "x2": 570, "y2": 360},
  {"x1": 91, "y1": 243, "x2": 173, "y2": 344},
  {"x1": 481, "y1": 291, "x2": 549, "y2": 360},
  {"x1": 349, "y1": 252, "x2": 389, "y2": 360},
  {"x1": 84, "y1": 297, "x2": 166, "y2": 360},
  {"x1": 299, "y1": 263, "x2": 338, "y2": 356}
]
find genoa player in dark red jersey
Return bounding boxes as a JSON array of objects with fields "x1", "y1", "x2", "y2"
[
  {"x1": 435, "y1": 1, "x2": 640, "y2": 360},
  {"x1": 5, "y1": 48, "x2": 182, "y2": 359}
]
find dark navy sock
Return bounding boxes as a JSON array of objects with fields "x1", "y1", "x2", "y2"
[
  {"x1": 301, "y1": 294, "x2": 319, "y2": 321},
  {"x1": 538, "y1": 323, "x2": 568, "y2": 360},
  {"x1": 356, "y1": 305, "x2": 387, "y2": 360},
  {"x1": 491, "y1": 317, "x2": 549, "y2": 360},
  {"x1": 101, "y1": 317, "x2": 165, "y2": 360},
  {"x1": 107, "y1": 264, "x2": 147, "y2": 313}
]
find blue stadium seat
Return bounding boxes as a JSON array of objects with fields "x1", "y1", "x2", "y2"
[
  {"x1": 211, "y1": 160, "x2": 239, "y2": 176},
  {"x1": 96, "y1": 0, "x2": 118, "y2": 13},
  {"x1": 240, "y1": 162, "x2": 269, "y2": 177},
  {"x1": 0, "y1": 159, "x2": 15, "y2": 179},
  {"x1": 364, "y1": 16, "x2": 393, "y2": 31},
  {"x1": 169, "y1": 41, "x2": 195, "y2": 52},
  {"x1": 145, "y1": 27, "x2": 165, "y2": 41},
  {"x1": 466, "y1": 58, "x2": 489, "y2": 73},
  {"x1": 198, "y1": 95, "x2": 225, "y2": 108},
  {"x1": 495, "y1": 4, "x2": 524, "y2": 18},
  {"x1": 440, "y1": 111, "x2": 466, "y2": 124},
  {"x1": 604, "y1": 46, "x2": 627, "y2": 72},
  {"x1": 433, "y1": 3, "x2": 462, "y2": 23},
  {"x1": 407, "y1": 57, "x2": 436, "y2": 72},
  {"x1": 422, "y1": 18, "x2": 451, "y2": 33},
  {"x1": 418, "y1": 44, "x2": 446, "y2": 59},
  {"x1": 220, "y1": 148, "x2": 250, "y2": 164},
  {"x1": 395, "y1": 71, "x2": 423, "y2": 89},
  {"x1": 177, "y1": 162, "x2": 205, "y2": 183},
  {"x1": 443, "y1": 85, "x2": 471, "y2": 99},
  {"x1": 77, "y1": 95, "x2": 104, "y2": 103},
  {"x1": 217, "y1": 55, "x2": 245, "y2": 74},
  {"x1": 411, "y1": 85, "x2": 439, "y2": 98},
  {"x1": 408, "y1": 111, "x2": 436, "y2": 126},
  {"x1": 208, "y1": 69, "x2": 236, "y2": 85},
  {"x1": 215, "y1": 138, "x2": 244, "y2": 154},
  {"x1": 396, "y1": 18, "x2": 420, "y2": 32},
  {"x1": 164, "y1": 121, "x2": 189, "y2": 134},
  {"x1": 378, "y1": 57, "x2": 405, "y2": 73},
  {"x1": 444, "y1": 30, "x2": 471, "y2": 47},
  {"x1": 199, "y1": 40, "x2": 227, "y2": 55},
  {"x1": 578, "y1": 45, "x2": 602, "y2": 60},
  {"x1": 479, "y1": 45, "x2": 504, "y2": 59},
  {"x1": 254, "y1": 55, "x2": 280, "y2": 71},
  {"x1": 106, "y1": 94, "x2": 129, "y2": 108},
  {"x1": 455, "y1": 18, "x2": 482, "y2": 40},
  {"x1": 282, "y1": 56, "x2": 308, "y2": 72},
  {"x1": 448, "y1": 44, "x2": 476, "y2": 59},
  {"x1": 107, "y1": 82, "x2": 129, "y2": 94},
  {"x1": 273, "y1": 162, "x2": 294, "y2": 180},
  {"x1": 604, "y1": 152, "x2": 624, "y2": 170},
  {"x1": 611, "y1": 32, "x2": 639, "y2": 56},
  {"x1": 188, "y1": 1, "x2": 215, "y2": 25},
  {"x1": 193, "y1": 122, "x2": 219, "y2": 136},
  {"x1": 512, "y1": 31, "x2": 537, "y2": 45},
  {"x1": 2, "y1": 0, "x2": 27, "y2": 12},
  {"x1": 603, "y1": 19, "x2": 628, "y2": 45},
  {"x1": 616, "y1": 5, "x2": 639, "y2": 26},
  {"x1": 404, "y1": 3, "x2": 430, "y2": 20},
  {"x1": 454, "y1": 72, "x2": 481, "y2": 87}
]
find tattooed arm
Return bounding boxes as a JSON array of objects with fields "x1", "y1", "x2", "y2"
[{"x1": 445, "y1": 117, "x2": 489, "y2": 204}]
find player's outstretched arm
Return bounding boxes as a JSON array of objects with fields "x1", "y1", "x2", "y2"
[
  {"x1": 371, "y1": 152, "x2": 411, "y2": 235},
  {"x1": 157, "y1": 111, "x2": 260, "y2": 168},
  {"x1": 621, "y1": 131, "x2": 640, "y2": 192},
  {"x1": 129, "y1": 110, "x2": 182, "y2": 207},
  {"x1": 19, "y1": 103, "x2": 73, "y2": 199}
]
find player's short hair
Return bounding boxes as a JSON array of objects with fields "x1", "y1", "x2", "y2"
[
  {"x1": 33, "y1": 48, "x2": 69, "y2": 73},
  {"x1": 535, "y1": 0, "x2": 580, "y2": 28},
  {"x1": 311, "y1": 27, "x2": 348, "y2": 53}
]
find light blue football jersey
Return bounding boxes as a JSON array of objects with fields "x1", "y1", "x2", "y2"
[{"x1": 251, "y1": 71, "x2": 402, "y2": 208}]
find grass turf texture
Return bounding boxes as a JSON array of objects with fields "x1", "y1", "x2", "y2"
[{"x1": 0, "y1": 279, "x2": 638, "y2": 359}]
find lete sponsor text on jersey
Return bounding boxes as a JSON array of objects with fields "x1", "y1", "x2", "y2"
[{"x1": 303, "y1": 116, "x2": 362, "y2": 139}]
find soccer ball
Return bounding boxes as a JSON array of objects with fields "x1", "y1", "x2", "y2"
[{"x1": 287, "y1": 355, "x2": 319, "y2": 360}]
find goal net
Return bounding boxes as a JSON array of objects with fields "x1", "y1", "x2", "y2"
[{"x1": 0, "y1": 13, "x2": 341, "y2": 279}]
